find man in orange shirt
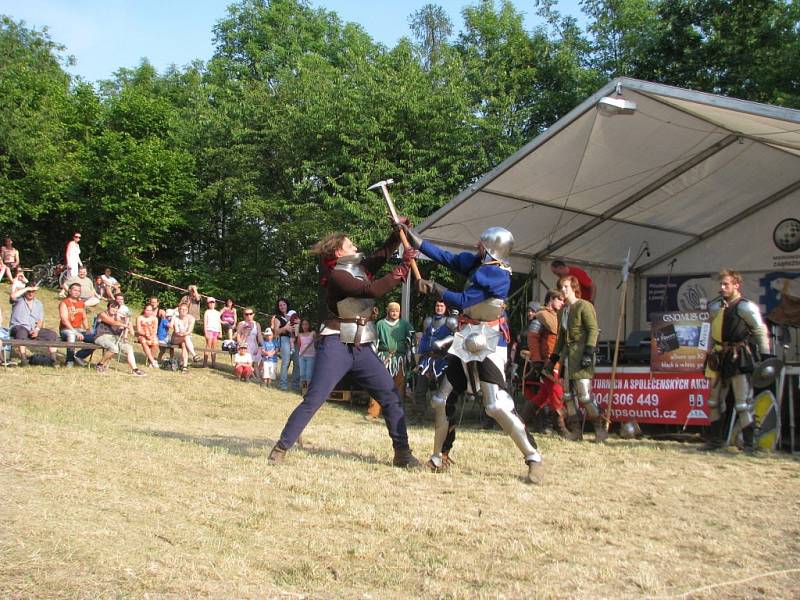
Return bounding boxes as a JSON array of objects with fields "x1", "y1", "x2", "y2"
[{"x1": 59, "y1": 283, "x2": 95, "y2": 367}]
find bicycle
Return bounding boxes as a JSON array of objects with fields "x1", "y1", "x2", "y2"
[{"x1": 29, "y1": 257, "x2": 68, "y2": 289}]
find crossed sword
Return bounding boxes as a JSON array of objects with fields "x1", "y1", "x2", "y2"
[{"x1": 367, "y1": 179, "x2": 422, "y2": 281}]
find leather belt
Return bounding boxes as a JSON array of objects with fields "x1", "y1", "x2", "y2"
[{"x1": 324, "y1": 316, "x2": 373, "y2": 345}]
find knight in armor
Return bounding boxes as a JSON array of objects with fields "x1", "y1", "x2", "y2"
[
  {"x1": 402, "y1": 224, "x2": 544, "y2": 484},
  {"x1": 519, "y1": 289, "x2": 569, "y2": 437},
  {"x1": 700, "y1": 269, "x2": 771, "y2": 453},
  {"x1": 268, "y1": 226, "x2": 422, "y2": 468},
  {"x1": 411, "y1": 299, "x2": 458, "y2": 420},
  {"x1": 545, "y1": 275, "x2": 606, "y2": 442}
]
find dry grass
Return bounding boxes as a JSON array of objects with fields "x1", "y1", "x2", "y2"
[{"x1": 2, "y1": 289, "x2": 800, "y2": 599}]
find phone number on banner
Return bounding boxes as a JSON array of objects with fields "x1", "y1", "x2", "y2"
[{"x1": 591, "y1": 371, "x2": 711, "y2": 425}]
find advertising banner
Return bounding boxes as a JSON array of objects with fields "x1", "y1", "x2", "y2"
[
  {"x1": 592, "y1": 370, "x2": 710, "y2": 425},
  {"x1": 645, "y1": 274, "x2": 713, "y2": 322},
  {"x1": 649, "y1": 310, "x2": 711, "y2": 372}
]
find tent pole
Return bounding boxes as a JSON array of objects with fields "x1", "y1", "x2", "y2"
[{"x1": 605, "y1": 250, "x2": 631, "y2": 429}]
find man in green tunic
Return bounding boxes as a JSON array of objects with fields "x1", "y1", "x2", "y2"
[
  {"x1": 366, "y1": 302, "x2": 415, "y2": 419},
  {"x1": 545, "y1": 274, "x2": 607, "y2": 442}
]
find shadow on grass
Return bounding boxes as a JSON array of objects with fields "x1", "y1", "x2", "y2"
[{"x1": 132, "y1": 428, "x2": 389, "y2": 465}]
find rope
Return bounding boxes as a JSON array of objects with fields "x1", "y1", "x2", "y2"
[{"x1": 658, "y1": 567, "x2": 800, "y2": 599}]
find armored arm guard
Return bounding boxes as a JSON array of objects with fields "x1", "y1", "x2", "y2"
[{"x1": 738, "y1": 299, "x2": 770, "y2": 356}]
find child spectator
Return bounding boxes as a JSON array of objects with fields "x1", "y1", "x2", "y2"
[
  {"x1": 157, "y1": 308, "x2": 175, "y2": 363},
  {"x1": 169, "y1": 302, "x2": 198, "y2": 373},
  {"x1": 220, "y1": 298, "x2": 237, "y2": 341},
  {"x1": 136, "y1": 304, "x2": 160, "y2": 369},
  {"x1": 234, "y1": 344, "x2": 254, "y2": 381},
  {"x1": 296, "y1": 318, "x2": 317, "y2": 393},
  {"x1": 203, "y1": 297, "x2": 221, "y2": 368},
  {"x1": 260, "y1": 327, "x2": 279, "y2": 387}
]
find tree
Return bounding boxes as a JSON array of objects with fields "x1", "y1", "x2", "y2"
[{"x1": 409, "y1": 4, "x2": 453, "y2": 70}]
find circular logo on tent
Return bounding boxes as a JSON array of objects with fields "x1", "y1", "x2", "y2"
[{"x1": 773, "y1": 218, "x2": 800, "y2": 253}]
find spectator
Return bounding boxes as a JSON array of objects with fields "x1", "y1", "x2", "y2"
[
  {"x1": 157, "y1": 308, "x2": 175, "y2": 363},
  {"x1": 62, "y1": 266, "x2": 100, "y2": 308},
  {"x1": 65, "y1": 232, "x2": 83, "y2": 278},
  {"x1": 94, "y1": 300, "x2": 145, "y2": 376},
  {"x1": 289, "y1": 311, "x2": 301, "y2": 391},
  {"x1": 271, "y1": 298, "x2": 294, "y2": 391},
  {"x1": 99, "y1": 268, "x2": 121, "y2": 300},
  {"x1": 220, "y1": 298, "x2": 237, "y2": 341},
  {"x1": 149, "y1": 296, "x2": 165, "y2": 319},
  {"x1": 236, "y1": 307, "x2": 263, "y2": 375},
  {"x1": 136, "y1": 304, "x2": 160, "y2": 369},
  {"x1": 0, "y1": 304, "x2": 10, "y2": 365},
  {"x1": 180, "y1": 284, "x2": 202, "y2": 322},
  {"x1": 296, "y1": 318, "x2": 317, "y2": 393},
  {"x1": 94, "y1": 275, "x2": 106, "y2": 299},
  {"x1": 203, "y1": 297, "x2": 221, "y2": 368},
  {"x1": 9, "y1": 284, "x2": 59, "y2": 366},
  {"x1": 59, "y1": 282, "x2": 96, "y2": 367},
  {"x1": 260, "y1": 327, "x2": 279, "y2": 386},
  {"x1": 10, "y1": 269, "x2": 28, "y2": 299},
  {"x1": 1, "y1": 237, "x2": 20, "y2": 283},
  {"x1": 233, "y1": 344, "x2": 254, "y2": 381},
  {"x1": 550, "y1": 260, "x2": 596, "y2": 304},
  {"x1": 366, "y1": 302, "x2": 414, "y2": 420},
  {"x1": 114, "y1": 293, "x2": 132, "y2": 327},
  {"x1": 169, "y1": 302, "x2": 198, "y2": 373}
]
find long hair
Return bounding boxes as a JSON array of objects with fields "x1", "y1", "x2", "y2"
[
  {"x1": 557, "y1": 275, "x2": 582, "y2": 298},
  {"x1": 274, "y1": 297, "x2": 290, "y2": 316},
  {"x1": 310, "y1": 233, "x2": 347, "y2": 258}
]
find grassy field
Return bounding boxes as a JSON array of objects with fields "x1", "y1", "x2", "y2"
[{"x1": 2, "y1": 287, "x2": 800, "y2": 598}]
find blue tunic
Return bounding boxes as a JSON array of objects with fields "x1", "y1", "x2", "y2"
[{"x1": 417, "y1": 317, "x2": 451, "y2": 377}]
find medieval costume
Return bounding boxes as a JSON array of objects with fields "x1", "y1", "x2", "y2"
[
  {"x1": 366, "y1": 303, "x2": 415, "y2": 419},
  {"x1": 411, "y1": 305, "x2": 459, "y2": 419}
]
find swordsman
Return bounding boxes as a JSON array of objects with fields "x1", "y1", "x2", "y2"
[
  {"x1": 269, "y1": 225, "x2": 421, "y2": 468},
  {"x1": 403, "y1": 224, "x2": 544, "y2": 484},
  {"x1": 700, "y1": 269, "x2": 771, "y2": 453}
]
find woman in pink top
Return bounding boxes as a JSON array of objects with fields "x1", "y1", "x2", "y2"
[
  {"x1": 296, "y1": 318, "x2": 317, "y2": 393},
  {"x1": 220, "y1": 298, "x2": 237, "y2": 340}
]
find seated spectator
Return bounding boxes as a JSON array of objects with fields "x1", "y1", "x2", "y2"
[
  {"x1": 169, "y1": 302, "x2": 198, "y2": 372},
  {"x1": 180, "y1": 284, "x2": 202, "y2": 322},
  {"x1": 234, "y1": 343, "x2": 254, "y2": 381},
  {"x1": 99, "y1": 268, "x2": 121, "y2": 300},
  {"x1": 0, "y1": 304, "x2": 11, "y2": 365},
  {"x1": 1, "y1": 237, "x2": 20, "y2": 283},
  {"x1": 94, "y1": 275, "x2": 106, "y2": 299},
  {"x1": 157, "y1": 308, "x2": 175, "y2": 363},
  {"x1": 114, "y1": 293, "x2": 131, "y2": 326},
  {"x1": 260, "y1": 327, "x2": 279, "y2": 387},
  {"x1": 220, "y1": 298, "x2": 237, "y2": 341},
  {"x1": 59, "y1": 282, "x2": 96, "y2": 367},
  {"x1": 61, "y1": 266, "x2": 100, "y2": 307},
  {"x1": 149, "y1": 296, "x2": 165, "y2": 320},
  {"x1": 296, "y1": 318, "x2": 317, "y2": 393},
  {"x1": 9, "y1": 284, "x2": 59, "y2": 366},
  {"x1": 94, "y1": 301, "x2": 144, "y2": 376},
  {"x1": 136, "y1": 304, "x2": 160, "y2": 369},
  {"x1": 203, "y1": 297, "x2": 221, "y2": 368},
  {"x1": 236, "y1": 307, "x2": 263, "y2": 374}
]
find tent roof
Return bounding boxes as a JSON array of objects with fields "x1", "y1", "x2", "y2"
[{"x1": 417, "y1": 78, "x2": 800, "y2": 274}]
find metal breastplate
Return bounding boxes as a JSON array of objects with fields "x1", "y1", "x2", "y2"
[
  {"x1": 463, "y1": 298, "x2": 504, "y2": 322},
  {"x1": 333, "y1": 257, "x2": 376, "y2": 343}
]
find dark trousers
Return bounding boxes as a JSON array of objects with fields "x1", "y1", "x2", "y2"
[{"x1": 277, "y1": 335, "x2": 411, "y2": 451}]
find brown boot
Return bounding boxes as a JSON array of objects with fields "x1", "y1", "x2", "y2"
[
  {"x1": 593, "y1": 417, "x2": 609, "y2": 443},
  {"x1": 393, "y1": 448, "x2": 422, "y2": 468},
  {"x1": 365, "y1": 398, "x2": 382, "y2": 420},
  {"x1": 268, "y1": 445, "x2": 287, "y2": 464},
  {"x1": 551, "y1": 409, "x2": 570, "y2": 438},
  {"x1": 566, "y1": 414, "x2": 583, "y2": 441},
  {"x1": 525, "y1": 459, "x2": 544, "y2": 485}
]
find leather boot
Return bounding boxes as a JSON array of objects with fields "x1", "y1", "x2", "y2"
[
  {"x1": 393, "y1": 447, "x2": 422, "y2": 468},
  {"x1": 566, "y1": 414, "x2": 583, "y2": 441},
  {"x1": 698, "y1": 418, "x2": 725, "y2": 451},
  {"x1": 365, "y1": 398, "x2": 382, "y2": 420},
  {"x1": 592, "y1": 417, "x2": 609, "y2": 443},
  {"x1": 551, "y1": 409, "x2": 570, "y2": 438},
  {"x1": 268, "y1": 444, "x2": 287, "y2": 464}
]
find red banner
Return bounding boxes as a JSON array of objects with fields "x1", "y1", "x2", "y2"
[{"x1": 592, "y1": 369, "x2": 710, "y2": 425}]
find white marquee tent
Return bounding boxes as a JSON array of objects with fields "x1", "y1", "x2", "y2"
[{"x1": 416, "y1": 78, "x2": 800, "y2": 340}]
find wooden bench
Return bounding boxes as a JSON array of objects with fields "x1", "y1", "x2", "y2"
[{"x1": 2, "y1": 339, "x2": 102, "y2": 367}]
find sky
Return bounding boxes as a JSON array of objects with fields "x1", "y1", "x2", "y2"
[{"x1": 0, "y1": 0, "x2": 583, "y2": 82}]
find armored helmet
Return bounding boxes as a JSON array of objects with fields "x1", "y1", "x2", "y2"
[{"x1": 480, "y1": 227, "x2": 514, "y2": 263}]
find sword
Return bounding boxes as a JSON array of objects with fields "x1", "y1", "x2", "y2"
[{"x1": 368, "y1": 179, "x2": 422, "y2": 281}]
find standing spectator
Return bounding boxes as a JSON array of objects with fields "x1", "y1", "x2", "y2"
[
  {"x1": 1, "y1": 237, "x2": 20, "y2": 283},
  {"x1": 271, "y1": 298, "x2": 294, "y2": 391},
  {"x1": 9, "y1": 284, "x2": 59, "y2": 366},
  {"x1": 65, "y1": 232, "x2": 83, "y2": 278},
  {"x1": 59, "y1": 282, "x2": 96, "y2": 367},
  {"x1": 220, "y1": 298, "x2": 237, "y2": 341},
  {"x1": 170, "y1": 302, "x2": 198, "y2": 373},
  {"x1": 260, "y1": 327, "x2": 279, "y2": 386},
  {"x1": 114, "y1": 293, "x2": 131, "y2": 327},
  {"x1": 62, "y1": 266, "x2": 101, "y2": 308},
  {"x1": 550, "y1": 260, "x2": 596, "y2": 304},
  {"x1": 296, "y1": 318, "x2": 317, "y2": 393},
  {"x1": 180, "y1": 285, "x2": 202, "y2": 322},
  {"x1": 236, "y1": 307, "x2": 263, "y2": 375},
  {"x1": 234, "y1": 344, "x2": 254, "y2": 381},
  {"x1": 366, "y1": 302, "x2": 414, "y2": 420},
  {"x1": 203, "y1": 297, "x2": 221, "y2": 368},
  {"x1": 10, "y1": 269, "x2": 28, "y2": 299},
  {"x1": 94, "y1": 301, "x2": 145, "y2": 376},
  {"x1": 289, "y1": 311, "x2": 302, "y2": 391},
  {"x1": 99, "y1": 268, "x2": 121, "y2": 300},
  {"x1": 136, "y1": 304, "x2": 160, "y2": 369}
]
